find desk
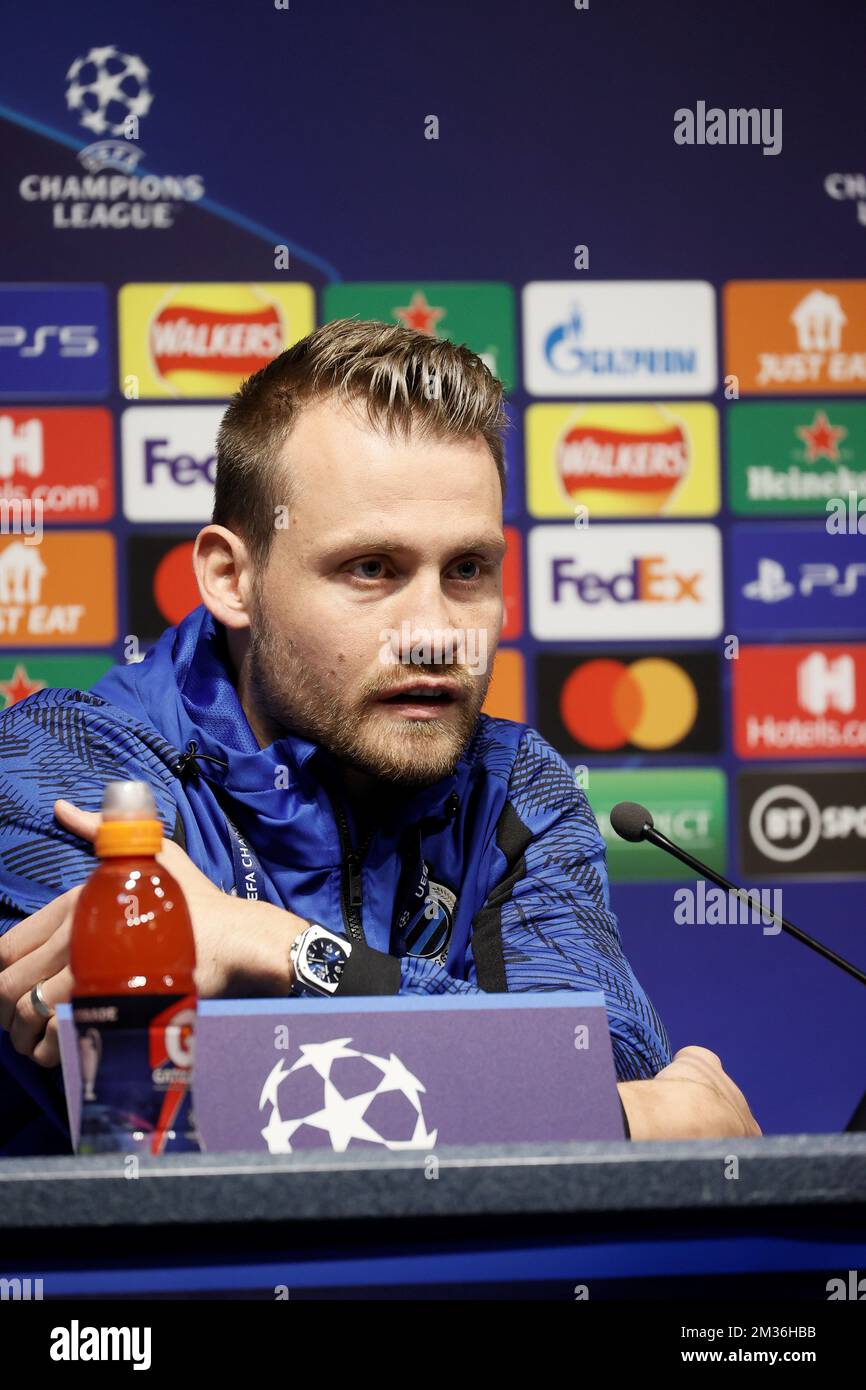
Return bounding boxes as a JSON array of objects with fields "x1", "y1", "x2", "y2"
[{"x1": 1, "y1": 1135, "x2": 864, "y2": 1299}]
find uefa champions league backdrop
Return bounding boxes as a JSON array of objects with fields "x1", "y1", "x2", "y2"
[{"x1": 0, "y1": 0, "x2": 864, "y2": 1135}]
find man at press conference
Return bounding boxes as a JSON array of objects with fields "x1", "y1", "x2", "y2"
[{"x1": 0, "y1": 319, "x2": 760, "y2": 1153}]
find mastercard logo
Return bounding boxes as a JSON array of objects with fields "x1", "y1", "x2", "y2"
[
  {"x1": 154, "y1": 541, "x2": 199, "y2": 626},
  {"x1": 558, "y1": 405, "x2": 689, "y2": 517},
  {"x1": 560, "y1": 657, "x2": 698, "y2": 750}
]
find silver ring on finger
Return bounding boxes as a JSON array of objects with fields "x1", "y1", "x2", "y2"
[{"x1": 31, "y1": 979, "x2": 55, "y2": 1020}]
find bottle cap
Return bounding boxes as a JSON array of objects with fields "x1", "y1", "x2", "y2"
[{"x1": 96, "y1": 781, "x2": 163, "y2": 857}]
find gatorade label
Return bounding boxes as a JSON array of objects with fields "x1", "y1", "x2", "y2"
[{"x1": 73, "y1": 993, "x2": 200, "y2": 1156}]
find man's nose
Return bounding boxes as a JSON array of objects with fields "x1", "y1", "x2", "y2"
[
  {"x1": 386, "y1": 574, "x2": 462, "y2": 663},
  {"x1": 405, "y1": 570, "x2": 456, "y2": 629}
]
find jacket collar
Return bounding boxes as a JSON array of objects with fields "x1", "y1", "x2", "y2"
[{"x1": 95, "y1": 604, "x2": 475, "y2": 829}]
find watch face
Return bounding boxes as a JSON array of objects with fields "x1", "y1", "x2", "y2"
[{"x1": 305, "y1": 935, "x2": 348, "y2": 987}]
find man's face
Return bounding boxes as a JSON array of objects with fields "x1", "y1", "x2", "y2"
[{"x1": 246, "y1": 394, "x2": 505, "y2": 787}]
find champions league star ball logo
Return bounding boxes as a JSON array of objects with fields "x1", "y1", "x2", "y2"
[
  {"x1": 65, "y1": 45, "x2": 153, "y2": 138},
  {"x1": 258, "y1": 1038, "x2": 438, "y2": 1153},
  {"x1": 21, "y1": 44, "x2": 202, "y2": 222}
]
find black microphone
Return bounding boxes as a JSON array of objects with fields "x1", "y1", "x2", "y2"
[{"x1": 609, "y1": 800, "x2": 866, "y2": 989}]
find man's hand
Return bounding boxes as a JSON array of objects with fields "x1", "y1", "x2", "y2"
[
  {"x1": 0, "y1": 799, "x2": 309, "y2": 1069},
  {"x1": 618, "y1": 1045, "x2": 762, "y2": 1140}
]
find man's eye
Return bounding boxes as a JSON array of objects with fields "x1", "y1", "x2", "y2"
[
  {"x1": 351, "y1": 559, "x2": 387, "y2": 580},
  {"x1": 452, "y1": 560, "x2": 481, "y2": 581}
]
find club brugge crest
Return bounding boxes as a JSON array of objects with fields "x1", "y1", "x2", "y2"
[{"x1": 395, "y1": 862, "x2": 456, "y2": 964}]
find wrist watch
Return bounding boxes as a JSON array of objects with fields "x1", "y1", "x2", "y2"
[{"x1": 290, "y1": 923, "x2": 353, "y2": 996}]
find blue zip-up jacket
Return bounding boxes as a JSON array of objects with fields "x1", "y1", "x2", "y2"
[{"x1": 0, "y1": 605, "x2": 672, "y2": 1153}]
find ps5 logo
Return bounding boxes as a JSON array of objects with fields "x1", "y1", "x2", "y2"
[
  {"x1": 743, "y1": 557, "x2": 866, "y2": 603},
  {"x1": 0, "y1": 325, "x2": 100, "y2": 358}
]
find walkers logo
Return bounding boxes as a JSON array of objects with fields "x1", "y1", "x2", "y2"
[
  {"x1": 740, "y1": 770, "x2": 866, "y2": 876},
  {"x1": 118, "y1": 283, "x2": 315, "y2": 397},
  {"x1": 733, "y1": 645, "x2": 866, "y2": 758},
  {"x1": 502, "y1": 526, "x2": 523, "y2": 639},
  {"x1": 0, "y1": 532, "x2": 116, "y2": 644},
  {"x1": 322, "y1": 284, "x2": 516, "y2": 389},
  {"x1": 587, "y1": 768, "x2": 727, "y2": 883},
  {"x1": 481, "y1": 648, "x2": 525, "y2": 722},
  {"x1": 0, "y1": 285, "x2": 109, "y2": 399},
  {"x1": 122, "y1": 406, "x2": 221, "y2": 521},
  {"x1": 528, "y1": 523, "x2": 723, "y2": 640},
  {"x1": 724, "y1": 282, "x2": 866, "y2": 393},
  {"x1": 536, "y1": 651, "x2": 721, "y2": 755},
  {"x1": 731, "y1": 525, "x2": 866, "y2": 637},
  {"x1": 18, "y1": 46, "x2": 206, "y2": 231},
  {"x1": 522, "y1": 282, "x2": 716, "y2": 397},
  {"x1": 127, "y1": 534, "x2": 199, "y2": 643},
  {"x1": 526, "y1": 402, "x2": 719, "y2": 517},
  {"x1": 728, "y1": 402, "x2": 866, "y2": 515},
  {"x1": 0, "y1": 655, "x2": 113, "y2": 707},
  {"x1": 0, "y1": 409, "x2": 113, "y2": 521}
]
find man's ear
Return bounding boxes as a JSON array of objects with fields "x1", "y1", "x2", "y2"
[{"x1": 193, "y1": 525, "x2": 255, "y2": 631}]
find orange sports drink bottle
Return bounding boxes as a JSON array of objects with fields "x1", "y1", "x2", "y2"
[{"x1": 69, "y1": 780, "x2": 201, "y2": 1155}]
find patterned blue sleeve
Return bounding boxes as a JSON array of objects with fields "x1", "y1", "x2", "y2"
[
  {"x1": 396, "y1": 728, "x2": 673, "y2": 1082},
  {"x1": 0, "y1": 689, "x2": 181, "y2": 930}
]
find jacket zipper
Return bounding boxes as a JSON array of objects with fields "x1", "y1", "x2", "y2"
[{"x1": 331, "y1": 798, "x2": 374, "y2": 944}]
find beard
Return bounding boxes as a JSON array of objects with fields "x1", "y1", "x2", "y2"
[{"x1": 246, "y1": 600, "x2": 492, "y2": 788}]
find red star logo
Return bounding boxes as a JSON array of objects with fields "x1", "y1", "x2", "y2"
[
  {"x1": 393, "y1": 291, "x2": 446, "y2": 335},
  {"x1": 0, "y1": 664, "x2": 44, "y2": 707},
  {"x1": 795, "y1": 409, "x2": 848, "y2": 462}
]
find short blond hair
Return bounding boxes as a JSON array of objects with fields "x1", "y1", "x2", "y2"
[{"x1": 213, "y1": 317, "x2": 509, "y2": 567}]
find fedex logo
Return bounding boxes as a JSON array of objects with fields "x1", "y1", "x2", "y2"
[
  {"x1": 122, "y1": 406, "x2": 222, "y2": 522},
  {"x1": 529, "y1": 524, "x2": 722, "y2": 639},
  {"x1": 143, "y1": 439, "x2": 216, "y2": 486},
  {"x1": 551, "y1": 555, "x2": 701, "y2": 604},
  {"x1": 0, "y1": 285, "x2": 108, "y2": 398}
]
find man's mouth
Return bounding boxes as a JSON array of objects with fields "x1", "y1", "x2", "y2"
[{"x1": 374, "y1": 679, "x2": 463, "y2": 714}]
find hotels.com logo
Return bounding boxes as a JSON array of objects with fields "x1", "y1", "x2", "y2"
[
  {"x1": 734, "y1": 645, "x2": 866, "y2": 758},
  {"x1": 0, "y1": 409, "x2": 113, "y2": 521}
]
